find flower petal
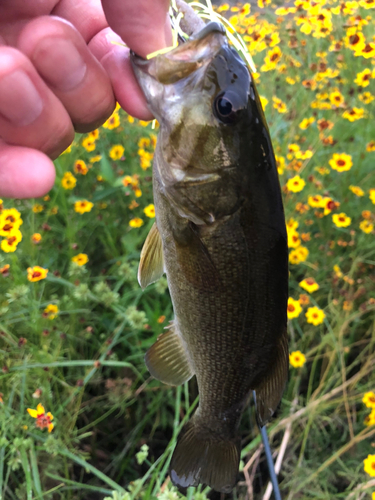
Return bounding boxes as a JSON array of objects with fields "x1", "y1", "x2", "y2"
[
  {"x1": 36, "y1": 403, "x2": 45, "y2": 416},
  {"x1": 27, "y1": 408, "x2": 38, "y2": 418}
]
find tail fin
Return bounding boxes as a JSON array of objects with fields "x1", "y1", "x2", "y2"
[{"x1": 170, "y1": 418, "x2": 240, "y2": 493}]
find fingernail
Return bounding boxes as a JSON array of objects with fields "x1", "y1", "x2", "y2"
[
  {"x1": 0, "y1": 70, "x2": 43, "y2": 126},
  {"x1": 33, "y1": 38, "x2": 87, "y2": 92}
]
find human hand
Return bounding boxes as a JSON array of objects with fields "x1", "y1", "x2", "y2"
[{"x1": 0, "y1": 0, "x2": 171, "y2": 198}]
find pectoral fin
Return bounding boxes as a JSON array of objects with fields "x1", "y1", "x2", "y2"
[
  {"x1": 138, "y1": 222, "x2": 165, "y2": 289},
  {"x1": 145, "y1": 322, "x2": 194, "y2": 386},
  {"x1": 254, "y1": 329, "x2": 288, "y2": 427}
]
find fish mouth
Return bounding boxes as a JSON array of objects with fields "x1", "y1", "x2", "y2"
[{"x1": 131, "y1": 22, "x2": 226, "y2": 85}]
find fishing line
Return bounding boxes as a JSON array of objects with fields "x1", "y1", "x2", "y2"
[{"x1": 253, "y1": 391, "x2": 282, "y2": 500}]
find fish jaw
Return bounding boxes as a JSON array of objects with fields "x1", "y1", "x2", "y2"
[{"x1": 130, "y1": 22, "x2": 226, "y2": 123}]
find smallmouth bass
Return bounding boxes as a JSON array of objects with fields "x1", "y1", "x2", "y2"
[{"x1": 131, "y1": 18, "x2": 288, "y2": 494}]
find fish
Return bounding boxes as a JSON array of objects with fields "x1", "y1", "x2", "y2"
[{"x1": 131, "y1": 16, "x2": 288, "y2": 494}]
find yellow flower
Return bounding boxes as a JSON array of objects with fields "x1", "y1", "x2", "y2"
[
  {"x1": 262, "y1": 47, "x2": 282, "y2": 71},
  {"x1": 122, "y1": 175, "x2": 139, "y2": 188},
  {"x1": 143, "y1": 204, "x2": 155, "y2": 218},
  {"x1": 0, "y1": 208, "x2": 22, "y2": 234},
  {"x1": 354, "y1": 68, "x2": 372, "y2": 87},
  {"x1": 316, "y1": 167, "x2": 330, "y2": 175},
  {"x1": 139, "y1": 153, "x2": 153, "y2": 170},
  {"x1": 332, "y1": 213, "x2": 351, "y2": 228},
  {"x1": 109, "y1": 145, "x2": 125, "y2": 160},
  {"x1": 74, "y1": 200, "x2": 94, "y2": 214},
  {"x1": 320, "y1": 197, "x2": 340, "y2": 215},
  {"x1": 360, "y1": 92, "x2": 374, "y2": 105},
  {"x1": 74, "y1": 160, "x2": 88, "y2": 175},
  {"x1": 31, "y1": 233, "x2": 42, "y2": 244},
  {"x1": 363, "y1": 392, "x2": 375, "y2": 408},
  {"x1": 275, "y1": 155, "x2": 285, "y2": 175},
  {"x1": 367, "y1": 141, "x2": 375, "y2": 152},
  {"x1": 364, "y1": 409, "x2": 375, "y2": 427},
  {"x1": 32, "y1": 204, "x2": 44, "y2": 213},
  {"x1": 370, "y1": 189, "x2": 375, "y2": 204},
  {"x1": 287, "y1": 298, "x2": 302, "y2": 319},
  {"x1": 305, "y1": 306, "x2": 325, "y2": 325},
  {"x1": 89, "y1": 129, "x2": 100, "y2": 140},
  {"x1": 27, "y1": 403, "x2": 54, "y2": 433},
  {"x1": 364, "y1": 455, "x2": 375, "y2": 477},
  {"x1": 333, "y1": 264, "x2": 343, "y2": 278},
  {"x1": 295, "y1": 150, "x2": 313, "y2": 160},
  {"x1": 129, "y1": 200, "x2": 139, "y2": 210},
  {"x1": 43, "y1": 304, "x2": 59, "y2": 320},
  {"x1": 129, "y1": 218, "x2": 144, "y2": 228},
  {"x1": 329, "y1": 90, "x2": 344, "y2": 107},
  {"x1": 289, "y1": 351, "x2": 306, "y2": 368},
  {"x1": 362, "y1": 210, "x2": 372, "y2": 219},
  {"x1": 134, "y1": 188, "x2": 142, "y2": 198},
  {"x1": 260, "y1": 96, "x2": 268, "y2": 110},
  {"x1": 360, "y1": 220, "x2": 374, "y2": 233},
  {"x1": 359, "y1": 0, "x2": 375, "y2": 7},
  {"x1": 0, "y1": 264, "x2": 10, "y2": 276},
  {"x1": 342, "y1": 107, "x2": 365, "y2": 121},
  {"x1": 61, "y1": 172, "x2": 77, "y2": 190},
  {"x1": 71, "y1": 253, "x2": 89, "y2": 266},
  {"x1": 349, "y1": 185, "x2": 364, "y2": 197},
  {"x1": 289, "y1": 246, "x2": 309, "y2": 265},
  {"x1": 1, "y1": 230, "x2": 22, "y2": 253},
  {"x1": 299, "y1": 117, "x2": 315, "y2": 129},
  {"x1": 272, "y1": 96, "x2": 288, "y2": 113},
  {"x1": 286, "y1": 218, "x2": 298, "y2": 231},
  {"x1": 361, "y1": 43, "x2": 375, "y2": 59},
  {"x1": 299, "y1": 277, "x2": 319, "y2": 293},
  {"x1": 308, "y1": 195, "x2": 323, "y2": 208},
  {"x1": 286, "y1": 175, "x2": 306, "y2": 193},
  {"x1": 329, "y1": 153, "x2": 353, "y2": 172},
  {"x1": 90, "y1": 155, "x2": 102, "y2": 163},
  {"x1": 102, "y1": 111, "x2": 120, "y2": 129},
  {"x1": 82, "y1": 137, "x2": 96, "y2": 152},
  {"x1": 27, "y1": 266, "x2": 48, "y2": 282},
  {"x1": 138, "y1": 137, "x2": 151, "y2": 148},
  {"x1": 287, "y1": 229, "x2": 301, "y2": 249}
]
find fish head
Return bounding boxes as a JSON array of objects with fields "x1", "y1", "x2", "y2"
[
  {"x1": 131, "y1": 22, "x2": 264, "y2": 176},
  {"x1": 131, "y1": 22, "x2": 283, "y2": 229}
]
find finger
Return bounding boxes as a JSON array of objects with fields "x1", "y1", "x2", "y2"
[
  {"x1": 0, "y1": 47, "x2": 74, "y2": 158},
  {"x1": 17, "y1": 17, "x2": 115, "y2": 133},
  {"x1": 0, "y1": 141, "x2": 55, "y2": 199},
  {"x1": 101, "y1": 0, "x2": 172, "y2": 58},
  {"x1": 89, "y1": 28, "x2": 153, "y2": 120},
  {"x1": 52, "y1": 0, "x2": 107, "y2": 42}
]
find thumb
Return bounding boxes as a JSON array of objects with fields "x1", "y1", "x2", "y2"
[{"x1": 101, "y1": 0, "x2": 172, "y2": 59}]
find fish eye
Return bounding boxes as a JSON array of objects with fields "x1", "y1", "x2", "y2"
[{"x1": 213, "y1": 91, "x2": 243, "y2": 124}]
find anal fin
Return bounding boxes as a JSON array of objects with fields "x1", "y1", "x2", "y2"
[
  {"x1": 145, "y1": 322, "x2": 194, "y2": 386},
  {"x1": 138, "y1": 222, "x2": 165, "y2": 289},
  {"x1": 254, "y1": 329, "x2": 288, "y2": 427}
]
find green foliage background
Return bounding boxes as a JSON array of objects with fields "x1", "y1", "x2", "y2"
[{"x1": 0, "y1": 1, "x2": 375, "y2": 499}]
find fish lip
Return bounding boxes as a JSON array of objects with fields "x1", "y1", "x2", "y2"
[{"x1": 130, "y1": 22, "x2": 227, "y2": 84}]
